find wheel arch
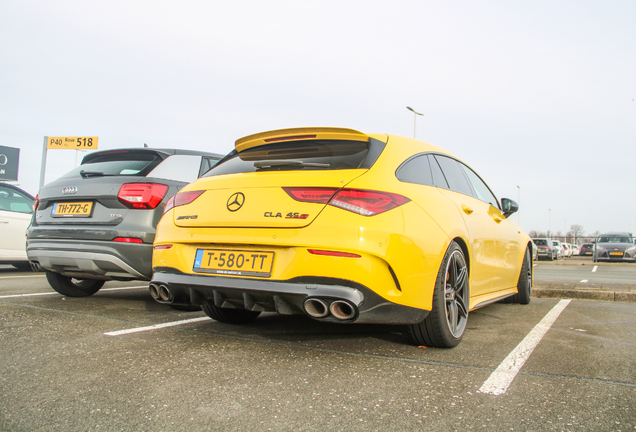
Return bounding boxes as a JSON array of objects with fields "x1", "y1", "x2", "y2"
[{"x1": 451, "y1": 236, "x2": 471, "y2": 279}]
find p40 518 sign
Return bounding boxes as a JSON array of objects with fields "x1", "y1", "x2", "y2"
[{"x1": 47, "y1": 137, "x2": 99, "y2": 149}]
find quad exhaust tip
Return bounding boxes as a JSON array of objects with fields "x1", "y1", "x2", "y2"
[
  {"x1": 304, "y1": 298, "x2": 357, "y2": 321},
  {"x1": 149, "y1": 283, "x2": 173, "y2": 303},
  {"x1": 304, "y1": 298, "x2": 330, "y2": 318},
  {"x1": 330, "y1": 300, "x2": 356, "y2": 320}
]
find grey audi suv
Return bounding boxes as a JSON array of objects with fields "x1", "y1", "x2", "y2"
[{"x1": 27, "y1": 147, "x2": 222, "y2": 297}]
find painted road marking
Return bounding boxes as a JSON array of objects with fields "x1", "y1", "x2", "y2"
[
  {"x1": 592, "y1": 266, "x2": 598, "y2": 272},
  {"x1": 478, "y1": 299, "x2": 571, "y2": 396},
  {"x1": 104, "y1": 317, "x2": 209, "y2": 336},
  {"x1": 0, "y1": 285, "x2": 148, "y2": 299},
  {"x1": 580, "y1": 280, "x2": 588, "y2": 283},
  {"x1": 0, "y1": 275, "x2": 46, "y2": 279}
]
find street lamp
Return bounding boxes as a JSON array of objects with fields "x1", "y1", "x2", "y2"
[
  {"x1": 548, "y1": 208, "x2": 551, "y2": 239},
  {"x1": 406, "y1": 106, "x2": 424, "y2": 138}
]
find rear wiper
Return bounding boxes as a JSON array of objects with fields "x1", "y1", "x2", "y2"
[
  {"x1": 253, "y1": 160, "x2": 330, "y2": 169},
  {"x1": 79, "y1": 170, "x2": 116, "y2": 178}
]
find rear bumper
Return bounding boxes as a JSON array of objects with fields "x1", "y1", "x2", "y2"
[
  {"x1": 27, "y1": 239, "x2": 152, "y2": 280},
  {"x1": 151, "y1": 268, "x2": 429, "y2": 325}
]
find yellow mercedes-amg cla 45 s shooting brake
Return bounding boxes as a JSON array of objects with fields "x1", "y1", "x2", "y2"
[{"x1": 150, "y1": 127, "x2": 532, "y2": 347}]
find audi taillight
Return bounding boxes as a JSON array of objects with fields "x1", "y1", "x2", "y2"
[
  {"x1": 33, "y1": 194, "x2": 39, "y2": 212},
  {"x1": 117, "y1": 183, "x2": 169, "y2": 209},
  {"x1": 284, "y1": 187, "x2": 410, "y2": 216},
  {"x1": 163, "y1": 190, "x2": 205, "y2": 214}
]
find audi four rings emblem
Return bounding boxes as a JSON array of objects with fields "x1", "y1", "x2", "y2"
[
  {"x1": 227, "y1": 192, "x2": 245, "y2": 212},
  {"x1": 62, "y1": 186, "x2": 78, "y2": 195}
]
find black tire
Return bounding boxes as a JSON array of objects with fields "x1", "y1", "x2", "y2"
[
  {"x1": 407, "y1": 241, "x2": 469, "y2": 348},
  {"x1": 502, "y1": 247, "x2": 532, "y2": 304},
  {"x1": 202, "y1": 303, "x2": 261, "y2": 324},
  {"x1": 45, "y1": 271, "x2": 105, "y2": 297}
]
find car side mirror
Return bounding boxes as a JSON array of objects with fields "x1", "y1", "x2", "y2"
[{"x1": 501, "y1": 198, "x2": 518, "y2": 218}]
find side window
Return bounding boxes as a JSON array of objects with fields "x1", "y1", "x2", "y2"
[
  {"x1": 429, "y1": 155, "x2": 449, "y2": 189},
  {"x1": 146, "y1": 155, "x2": 203, "y2": 183},
  {"x1": 459, "y1": 164, "x2": 499, "y2": 208},
  {"x1": 0, "y1": 186, "x2": 33, "y2": 214},
  {"x1": 396, "y1": 155, "x2": 433, "y2": 186},
  {"x1": 433, "y1": 155, "x2": 475, "y2": 197},
  {"x1": 198, "y1": 157, "x2": 221, "y2": 178}
]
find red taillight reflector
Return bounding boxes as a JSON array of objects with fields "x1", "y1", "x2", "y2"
[
  {"x1": 308, "y1": 249, "x2": 361, "y2": 258},
  {"x1": 113, "y1": 237, "x2": 143, "y2": 243},
  {"x1": 33, "y1": 194, "x2": 39, "y2": 212},
  {"x1": 283, "y1": 187, "x2": 339, "y2": 204},
  {"x1": 153, "y1": 244, "x2": 173, "y2": 250},
  {"x1": 329, "y1": 189, "x2": 410, "y2": 216},
  {"x1": 164, "y1": 190, "x2": 205, "y2": 214},
  {"x1": 118, "y1": 183, "x2": 169, "y2": 209},
  {"x1": 264, "y1": 134, "x2": 316, "y2": 143}
]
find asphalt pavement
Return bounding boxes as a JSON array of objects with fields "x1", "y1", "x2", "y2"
[{"x1": 533, "y1": 257, "x2": 636, "y2": 303}]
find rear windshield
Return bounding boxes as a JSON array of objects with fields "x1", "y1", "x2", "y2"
[
  {"x1": 533, "y1": 239, "x2": 548, "y2": 246},
  {"x1": 204, "y1": 139, "x2": 384, "y2": 177},
  {"x1": 60, "y1": 151, "x2": 164, "y2": 179},
  {"x1": 598, "y1": 236, "x2": 633, "y2": 243}
]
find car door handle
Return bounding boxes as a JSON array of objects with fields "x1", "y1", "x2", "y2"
[
  {"x1": 0, "y1": 220, "x2": 9, "y2": 223},
  {"x1": 461, "y1": 205, "x2": 473, "y2": 215}
]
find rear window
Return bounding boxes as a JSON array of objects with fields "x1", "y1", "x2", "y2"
[
  {"x1": 60, "y1": 151, "x2": 164, "y2": 179},
  {"x1": 533, "y1": 239, "x2": 548, "y2": 246},
  {"x1": 204, "y1": 139, "x2": 385, "y2": 177},
  {"x1": 598, "y1": 236, "x2": 633, "y2": 243}
]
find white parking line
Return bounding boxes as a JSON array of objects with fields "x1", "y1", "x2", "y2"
[
  {"x1": 0, "y1": 275, "x2": 46, "y2": 279},
  {"x1": 580, "y1": 280, "x2": 588, "y2": 283},
  {"x1": 592, "y1": 266, "x2": 598, "y2": 272},
  {"x1": 104, "y1": 317, "x2": 210, "y2": 336},
  {"x1": 478, "y1": 299, "x2": 571, "y2": 396},
  {"x1": 0, "y1": 285, "x2": 148, "y2": 299}
]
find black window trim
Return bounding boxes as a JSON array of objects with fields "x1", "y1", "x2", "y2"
[{"x1": 395, "y1": 152, "x2": 501, "y2": 210}]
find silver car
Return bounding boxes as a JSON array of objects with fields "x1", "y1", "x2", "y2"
[
  {"x1": 27, "y1": 148, "x2": 222, "y2": 297},
  {"x1": 593, "y1": 232, "x2": 636, "y2": 263}
]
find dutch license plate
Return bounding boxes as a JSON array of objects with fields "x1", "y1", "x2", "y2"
[
  {"x1": 193, "y1": 249, "x2": 275, "y2": 277},
  {"x1": 610, "y1": 252, "x2": 623, "y2": 256},
  {"x1": 51, "y1": 202, "x2": 93, "y2": 217}
]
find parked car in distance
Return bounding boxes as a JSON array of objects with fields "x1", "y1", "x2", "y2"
[
  {"x1": 151, "y1": 127, "x2": 533, "y2": 348},
  {"x1": 552, "y1": 240, "x2": 564, "y2": 259},
  {"x1": 571, "y1": 245, "x2": 580, "y2": 256},
  {"x1": 562, "y1": 243, "x2": 571, "y2": 257},
  {"x1": 0, "y1": 182, "x2": 35, "y2": 270},
  {"x1": 27, "y1": 147, "x2": 223, "y2": 297},
  {"x1": 531, "y1": 240, "x2": 538, "y2": 261},
  {"x1": 593, "y1": 232, "x2": 636, "y2": 263},
  {"x1": 533, "y1": 238, "x2": 559, "y2": 260},
  {"x1": 579, "y1": 243, "x2": 594, "y2": 256}
]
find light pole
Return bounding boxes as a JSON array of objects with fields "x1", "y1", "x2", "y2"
[
  {"x1": 406, "y1": 106, "x2": 424, "y2": 138},
  {"x1": 548, "y1": 209, "x2": 551, "y2": 238}
]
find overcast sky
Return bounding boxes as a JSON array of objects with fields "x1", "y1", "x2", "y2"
[{"x1": 1, "y1": 0, "x2": 635, "y2": 237}]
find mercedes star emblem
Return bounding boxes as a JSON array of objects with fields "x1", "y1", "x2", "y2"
[{"x1": 227, "y1": 192, "x2": 245, "y2": 212}]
